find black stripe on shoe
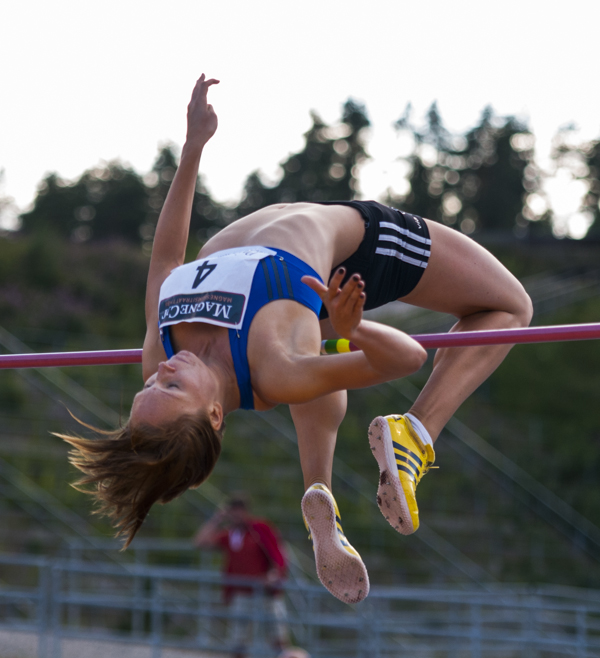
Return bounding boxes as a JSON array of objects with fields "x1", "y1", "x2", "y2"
[
  {"x1": 396, "y1": 464, "x2": 416, "y2": 482},
  {"x1": 396, "y1": 454, "x2": 422, "y2": 477},
  {"x1": 393, "y1": 441, "x2": 423, "y2": 467}
]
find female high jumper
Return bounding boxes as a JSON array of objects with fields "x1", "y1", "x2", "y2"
[{"x1": 61, "y1": 75, "x2": 532, "y2": 604}]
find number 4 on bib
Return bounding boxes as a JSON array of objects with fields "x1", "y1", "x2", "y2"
[{"x1": 192, "y1": 262, "x2": 217, "y2": 288}]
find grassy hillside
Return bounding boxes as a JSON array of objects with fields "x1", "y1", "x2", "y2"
[{"x1": 1, "y1": 233, "x2": 599, "y2": 590}]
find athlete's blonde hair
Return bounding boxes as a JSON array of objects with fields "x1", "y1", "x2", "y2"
[{"x1": 55, "y1": 412, "x2": 223, "y2": 548}]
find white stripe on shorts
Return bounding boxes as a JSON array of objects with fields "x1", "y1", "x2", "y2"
[
  {"x1": 378, "y1": 233, "x2": 431, "y2": 258},
  {"x1": 379, "y1": 221, "x2": 432, "y2": 245},
  {"x1": 375, "y1": 247, "x2": 428, "y2": 268}
]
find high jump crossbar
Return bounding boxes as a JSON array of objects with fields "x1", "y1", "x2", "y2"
[
  {"x1": 321, "y1": 322, "x2": 600, "y2": 354},
  {"x1": 1, "y1": 323, "x2": 600, "y2": 369},
  {"x1": 0, "y1": 322, "x2": 600, "y2": 369}
]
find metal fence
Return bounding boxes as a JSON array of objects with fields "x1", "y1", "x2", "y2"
[{"x1": 1, "y1": 554, "x2": 600, "y2": 658}]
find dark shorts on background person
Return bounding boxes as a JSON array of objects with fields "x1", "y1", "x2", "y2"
[{"x1": 315, "y1": 200, "x2": 431, "y2": 318}]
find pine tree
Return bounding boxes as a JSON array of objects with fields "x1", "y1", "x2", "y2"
[
  {"x1": 20, "y1": 163, "x2": 147, "y2": 243},
  {"x1": 581, "y1": 140, "x2": 600, "y2": 238},
  {"x1": 145, "y1": 144, "x2": 227, "y2": 247},
  {"x1": 236, "y1": 99, "x2": 370, "y2": 216},
  {"x1": 388, "y1": 103, "x2": 547, "y2": 237}
]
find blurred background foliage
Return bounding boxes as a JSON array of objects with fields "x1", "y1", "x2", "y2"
[
  {"x1": 1, "y1": 98, "x2": 600, "y2": 590},
  {"x1": 9, "y1": 97, "x2": 600, "y2": 245}
]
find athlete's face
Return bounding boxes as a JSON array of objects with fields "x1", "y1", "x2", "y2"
[{"x1": 130, "y1": 351, "x2": 222, "y2": 430}]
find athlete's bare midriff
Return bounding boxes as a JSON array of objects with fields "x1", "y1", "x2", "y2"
[{"x1": 198, "y1": 202, "x2": 365, "y2": 282}]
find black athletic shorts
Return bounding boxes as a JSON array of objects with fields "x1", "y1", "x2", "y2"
[{"x1": 315, "y1": 200, "x2": 431, "y2": 319}]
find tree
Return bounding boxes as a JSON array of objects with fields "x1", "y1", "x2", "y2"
[
  {"x1": 581, "y1": 140, "x2": 600, "y2": 238},
  {"x1": 79, "y1": 163, "x2": 148, "y2": 242},
  {"x1": 20, "y1": 162, "x2": 148, "y2": 243},
  {"x1": 461, "y1": 109, "x2": 542, "y2": 236},
  {"x1": 0, "y1": 169, "x2": 18, "y2": 231},
  {"x1": 20, "y1": 172, "x2": 88, "y2": 238},
  {"x1": 236, "y1": 99, "x2": 370, "y2": 216},
  {"x1": 389, "y1": 102, "x2": 449, "y2": 222},
  {"x1": 552, "y1": 132, "x2": 600, "y2": 239},
  {"x1": 19, "y1": 145, "x2": 226, "y2": 247},
  {"x1": 143, "y1": 144, "x2": 228, "y2": 247},
  {"x1": 388, "y1": 104, "x2": 547, "y2": 237}
]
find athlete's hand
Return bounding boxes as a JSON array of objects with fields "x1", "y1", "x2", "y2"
[
  {"x1": 302, "y1": 268, "x2": 366, "y2": 340},
  {"x1": 185, "y1": 73, "x2": 220, "y2": 151}
]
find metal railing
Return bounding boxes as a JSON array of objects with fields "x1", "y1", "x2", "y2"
[{"x1": 1, "y1": 554, "x2": 600, "y2": 658}]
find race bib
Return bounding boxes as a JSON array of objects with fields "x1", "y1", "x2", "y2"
[{"x1": 158, "y1": 246, "x2": 276, "y2": 330}]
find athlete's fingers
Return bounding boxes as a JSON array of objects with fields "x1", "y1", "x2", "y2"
[
  {"x1": 192, "y1": 74, "x2": 206, "y2": 96},
  {"x1": 321, "y1": 268, "x2": 347, "y2": 304},
  {"x1": 328, "y1": 267, "x2": 346, "y2": 292},
  {"x1": 348, "y1": 282, "x2": 365, "y2": 309},
  {"x1": 193, "y1": 74, "x2": 220, "y2": 99},
  {"x1": 202, "y1": 79, "x2": 220, "y2": 93},
  {"x1": 301, "y1": 275, "x2": 328, "y2": 298},
  {"x1": 351, "y1": 289, "x2": 367, "y2": 314},
  {"x1": 347, "y1": 282, "x2": 365, "y2": 315},
  {"x1": 339, "y1": 283, "x2": 361, "y2": 310},
  {"x1": 332, "y1": 274, "x2": 363, "y2": 315},
  {"x1": 337, "y1": 273, "x2": 363, "y2": 304},
  {"x1": 346, "y1": 274, "x2": 365, "y2": 303},
  {"x1": 347, "y1": 274, "x2": 364, "y2": 296}
]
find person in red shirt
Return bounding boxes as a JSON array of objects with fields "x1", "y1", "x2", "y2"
[{"x1": 194, "y1": 494, "x2": 289, "y2": 657}]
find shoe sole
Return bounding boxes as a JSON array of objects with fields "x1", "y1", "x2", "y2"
[
  {"x1": 368, "y1": 416, "x2": 416, "y2": 535},
  {"x1": 301, "y1": 488, "x2": 369, "y2": 604}
]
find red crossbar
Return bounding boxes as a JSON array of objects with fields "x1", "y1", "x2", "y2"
[
  {"x1": 1, "y1": 323, "x2": 600, "y2": 369},
  {"x1": 0, "y1": 349, "x2": 143, "y2": 369},
  {"x1": 411, "y1": 322, "x2": 600, "y2": 349}
]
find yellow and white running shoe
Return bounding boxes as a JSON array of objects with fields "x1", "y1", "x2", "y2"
[
  {"x1": 301, "y1": 484, "x2": 369, "y2": 604},
  {"x1": 368, "y1": 415, "x2": 435, "y2": 535}
]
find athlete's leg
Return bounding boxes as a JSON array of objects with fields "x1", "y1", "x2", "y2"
[
  {"x1": 290, "y1": 390, "x2": 346, "y2": 491},
  {"x1": 369, "y1": 220, "x2": 532, "y2": 536},
  {"x1": 291, "y1": 366, "x2": 369, "y2": 604},
  {"x1": 399, "y1": 219, "x2": 533, "y2": 440}
]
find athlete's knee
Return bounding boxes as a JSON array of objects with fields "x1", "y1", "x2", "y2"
[
  {"x1": 492, "y1": 277, "x2": 532, "y2": 329},
  {"x1": 478, "y1": 283, "x2": 532, "y2": 330}
]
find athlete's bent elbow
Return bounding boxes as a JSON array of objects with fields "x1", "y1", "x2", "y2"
[{"x1": 409, "y1": 345, "x2": 428, "y2": 373}]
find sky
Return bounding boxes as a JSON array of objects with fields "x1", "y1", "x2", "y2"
[{"x1": 1, "y1": 0, "x2": 599, "y2": 234}]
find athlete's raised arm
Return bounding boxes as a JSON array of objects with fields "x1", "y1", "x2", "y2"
[
  {"x1": 146, "y1": 74, "x2": 220, "y2": 322},
  {"x1": 142, "y1": 74, "x2": 220, "y2": 378}
]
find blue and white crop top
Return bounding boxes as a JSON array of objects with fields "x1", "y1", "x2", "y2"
[{"x1": 158, "y1": 246, "x2": 323, "y2": 410}]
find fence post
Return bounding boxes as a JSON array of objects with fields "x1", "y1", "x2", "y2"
[
  {"x1": 196, "y1": 573, "x2": 211, "y2": 646},
  {"x1": 576, "y1": 606, "x2": 587, "y2": 658},
  {"x1": 525, "y1": 599, "x2": 539, "y2": 658},
  {"x1": 305, "y1": 589, "x2": 316, "y2": 650},
  {"x1": 67, "y1": 546, "x2": 81, "y2": 629},
  {"x1": 248, "y1": 582, "x2": 262, "y2": 657},
  {"x1": 50, "y1": 565, "x2": 62, "y2": 658},
  {"x1": 37, "y1": 561, "x2": 51, "y2": 658},
  {"x1": 150, "y1": 575, "x2": 163, "y2": 658},
  {"x1": 470, "y1": 602, "x2": 482, "y2": 658},
  {"x1": 359, "y1": 598, "x2": 378, "y2": 658},
  {"x1": 132, "y1": 568, "x2": 145, "y2": 637}
]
